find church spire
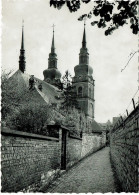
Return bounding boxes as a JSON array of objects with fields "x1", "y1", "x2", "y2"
[
  {"x1": 19, "y1": 20, "x2": 26, "y2": 73},
  {"x1": 82, "y1": 22, "x2": 86, "y2": 48},
  {"x1": 51, "y1": 24, "x2": 55, "y2": 53},
  {"x1": 48, "y1": 24, "x2": 57, "y2": 69},
  {"x1": 79, "y1": 21, "x2": 89, "y2": 66},
  {"x1": 21, "y1": 24, "x2": 24, "y2": 50},
  {"x1": 43, "y1": 24, "x2": 61, "y2": 85}
]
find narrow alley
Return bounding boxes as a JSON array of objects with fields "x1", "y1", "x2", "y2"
[{"x1": 44, "y1": 147, "x2": 117, "y2": 193}]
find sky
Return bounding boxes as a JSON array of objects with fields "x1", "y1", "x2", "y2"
[{"x1": 2, "y1": 0, "x2": 138, "y2": 123}]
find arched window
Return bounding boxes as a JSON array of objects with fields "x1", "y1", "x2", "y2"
[
  {"x1": 78, "y1": 86, "x2": 83, "y2": 97},
  {"x1": 90, "y1": 103, "x2": 94, "y2": 115},
  {"x1": 89, "y1": 88, "x2": 91, "y2": 98}
]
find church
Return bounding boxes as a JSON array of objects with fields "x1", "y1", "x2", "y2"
[{"x1": 10, "y1": 23, "x2": 101, "y2": 133}]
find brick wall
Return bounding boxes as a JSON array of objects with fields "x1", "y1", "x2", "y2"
[
  {"x1": 66, "y1": 132, "x2": 106, "y2": 167},
  {"x1": 81, "y1": 133, "x2": 104, "y2": 157},
  {"x1": 1, "y1": 128, "x2": 61, "y2": 192},
  {"x1": 110, "y1": 106, "x2": 139, "y2": 192},
  {"x1": 66, "y1": 134, "x2": 82, "y2": 168},
  {"x1": 1, "y1": 126, "x2": 106, "y2": 192}
]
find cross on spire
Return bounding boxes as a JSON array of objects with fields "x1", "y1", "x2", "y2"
[
  {"x1": 84, "y1": 16, "x2": 87, "y2": 26},
  {"x1": 22, "y1": 19, "x2": 24, "y2": 28},
  {"x1": 52, "y1": 24, "x2": 55, "y2": 33}
]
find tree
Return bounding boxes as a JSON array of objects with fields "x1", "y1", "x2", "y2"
[
  {"x1": 1, "y1": 70, "x2": 29, "y2": 120},
  {"x1": 50, "y1": 0, "x2": 138, "y2": 35},
  {"x1": 58, "y1": 106, "x2": 88, "y2": 136},
  {"x1": 60, "y1": 70, "x2": 78, "y2": 109},
  {"x1": 52, "y1": 99, "x2": 89, "y2": 137}
]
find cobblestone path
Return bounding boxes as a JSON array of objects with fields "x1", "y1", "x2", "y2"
[{"x1": 45, "y1": 147, "x2": 117, "y2": 193}]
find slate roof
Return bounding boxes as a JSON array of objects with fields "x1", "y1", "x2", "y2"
[
  {"x1": 91, "y1": 120, "x2": 103, "y2": 133},
  {"x1": 10, "y1": 70, "x2": 62, "y2": 105}
]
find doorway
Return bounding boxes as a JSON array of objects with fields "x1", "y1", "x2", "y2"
[{"x1": 61, "y1": 130, "x2": 67, "y2": 170}]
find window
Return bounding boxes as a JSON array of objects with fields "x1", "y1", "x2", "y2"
[
  {"x1": 90, "y1": 103, "x2": 94, "y2": 115},
  {"x1": 89, "y1": 88, "x2": 91, "y2": 98},
  {"x1": 78, "y1": 86, "x2": 83, "y2": 97}
]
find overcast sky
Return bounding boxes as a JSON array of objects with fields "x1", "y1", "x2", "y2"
[{"x1": 2, "y1": 0, "x2": 138, "y2": 123}]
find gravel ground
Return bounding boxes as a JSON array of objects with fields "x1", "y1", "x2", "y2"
[{"x1": 44, "y1": 147, "x2": 117, "y2": 193}]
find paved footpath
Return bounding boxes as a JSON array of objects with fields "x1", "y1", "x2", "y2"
[{"x1": 45, "y1": 147, "x2": 116, "y2": 193}]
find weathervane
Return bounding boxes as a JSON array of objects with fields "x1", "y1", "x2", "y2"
[
  {"x1": 52, "y1": 24, "x2": 55, "y2": 32},
  {"x1": 22, "y1": 19, "x2": 24, "y2": 28},
  {"x1": 83, "y1": 16, "x2": 87, "y2": 26}
]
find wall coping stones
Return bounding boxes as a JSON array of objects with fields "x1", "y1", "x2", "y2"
[
  {"x1": 83, "y1": 132, "x2": 102, "y2": 135},
  {"x1": 1, "y1": 127, "x2": 59, "y2": 142},
  {"x1": 47, "y1": 124, "x2": 70, "y2": 131},
  {"x1": 69, "y1": 134, "x2": 82, "y2": 140}
]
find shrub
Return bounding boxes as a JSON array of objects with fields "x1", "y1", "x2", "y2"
[{"x1": 7, "y1": 103, "x2": 53, "y2": 135}]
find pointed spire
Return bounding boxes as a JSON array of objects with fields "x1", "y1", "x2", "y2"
[
  {"x1": 19, "y1": 20, "x2": 26, "y2": 73},
  {"x1": 51, "y1": 24, "x2": 55, "y2": 53},
  {"x1": 79, "y1": 19, "x2": 89, "y2": 66},
  {"x1": 82, "y1": 19, "x2": 87, "y2": 48},
  {"x1": 43, "y1": 24, "x2": 61, "y2": 84},
  {"x1": 48, "y1": 24, "x2": 57, "y2": 69},
  {"x1": 21, "y1": 20, "x2": 24, "y2": 50}
]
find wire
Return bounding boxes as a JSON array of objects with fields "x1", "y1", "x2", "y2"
[
  {"x1": 113, "y1": 89, "x2": 139, "y2": 128},
  {"x1": 121, "y1": 51, "x2": 138, "y2": 72}
]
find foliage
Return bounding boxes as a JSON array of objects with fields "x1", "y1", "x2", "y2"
[
  {"x1": 50, "y1": 0, "x2": 138, "y2": 35},
  {"x1": 60, "y1": 70, "x2": 79, "y2": 109},
  {"x1": 1, "y1": 70, "x2": 28, "y2": 119},
  {"x1": 53, "y1": 106, "x2": 88, "y2": 136},
  {"x1": 50, "y1": 0, "x2": 90, "y2": 12},
  {"x1": 7, "y1": 101, "x2": 87, "y2": 137},
  {"x1": 7, "y1": 103, "x2": 53, "y2": 135}
]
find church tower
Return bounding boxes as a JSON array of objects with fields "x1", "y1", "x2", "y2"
[
  {"x1": 43, "y1": 25, "x2": 61, "y2": 86},
  {"x1": 72, "y1": 23, "x2": 95, "y2": 125},
  {"x1": 19, "y1": 22, "x2": 26, "y2": 73}
]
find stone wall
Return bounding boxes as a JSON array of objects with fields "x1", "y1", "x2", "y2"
[
  {"x1": 1, "y1": 128, "x2": 61, "y2": 192},
  {"x1": 110, "y1": 106, "x2": 139, "y2": 192},
  {"x1": 81, "y1": 133, "x2": 105, "y2": 157},
  {"x1": 66, "y1": 134, "x2": 82, "y2": 168}
]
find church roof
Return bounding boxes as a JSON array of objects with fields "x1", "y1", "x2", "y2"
[{"x1": 10, "y1": 70, "x2": 62, "y2": 105}]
